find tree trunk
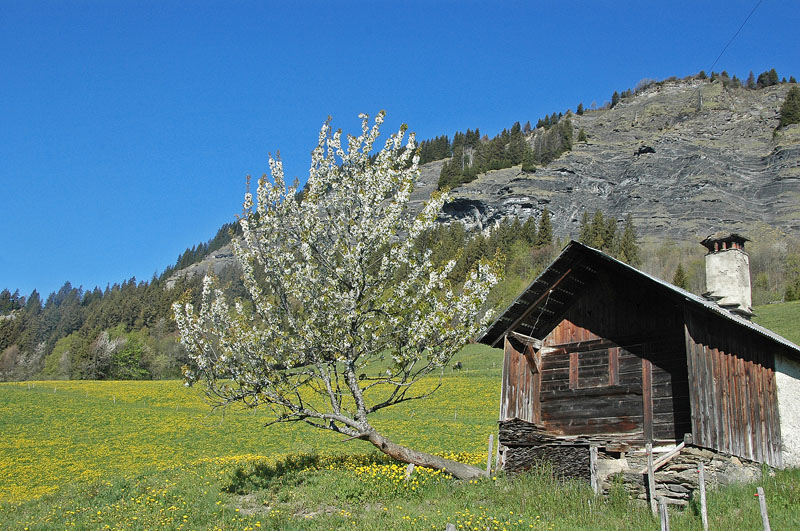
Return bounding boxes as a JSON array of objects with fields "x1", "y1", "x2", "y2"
[{"x1": 366, "y1": 431, "x2": 488, "y2": 480}]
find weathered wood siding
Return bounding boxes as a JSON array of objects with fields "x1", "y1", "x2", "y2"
[
  {"x1": 684, "y1": 309, "x2": 783, "y2": 467},
  {"x1": 500, "y1": 337, "x2": 539, "y2": 423},
  {"x1": 500, "y1": 276, "x2": 691, "y2": 444}
]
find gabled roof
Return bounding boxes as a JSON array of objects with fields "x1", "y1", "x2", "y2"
[{"x1": 479, "y1": 240, "x2": 800, "y2": 355}]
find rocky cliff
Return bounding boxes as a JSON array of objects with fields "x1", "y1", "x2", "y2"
[{"x1": 416, "y1": 80, "x2": 800, "y2": 242}]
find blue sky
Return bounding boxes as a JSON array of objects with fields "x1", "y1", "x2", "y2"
[{"x1": 2, "y1": 0, "x2": 799, "y2": 298}]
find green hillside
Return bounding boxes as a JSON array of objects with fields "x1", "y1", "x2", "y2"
[{"x1": 753, "y1": 300, "x2": 800, "y2": 345}]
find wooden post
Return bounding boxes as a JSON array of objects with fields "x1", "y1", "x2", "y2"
[
  {"x1": 756, "y1": 487, "x2": 770, "y2": 531},
  {"x1": 658, "y1": 497, "x2": 670, "y2": 531},
  {"x1": 446, "y1": 524, "x2": 456, "y2": 531},
  {"x1": 646, "y1": 443, "x2": 657, "y2": 515},
  {"x1": 486, "y1": 434, "x2": 494, "y2": 475},
  {"x1": 589, "y1": 445, "x2": 599, "y2": 494},
  {"x1": 698, "y1": 462, "x2": 708, "y2": 531},
  {"x1": 495, "y1": 435, "x2": 500, "y2": 471},
  {"x1": 404, "y1": 463, "x2": 415, "y2": 480}
]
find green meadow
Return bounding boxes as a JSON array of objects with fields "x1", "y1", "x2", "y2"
[{"x1": 0, "y1": 304, "x2": 798, "y2": 529}]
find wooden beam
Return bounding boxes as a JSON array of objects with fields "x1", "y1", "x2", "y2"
[
  {"x1": 638, "y1": 442, "x2": 685, "y2": 474},
  {"x1": 646, "y1": 443, "x2": 658, "y2": 515},
  {"x1": 509, "y1": 331, "x2": 543, "y2": 350},
  {"x1": 490, "y1": 267, "x2": 575, "y2": 347}
]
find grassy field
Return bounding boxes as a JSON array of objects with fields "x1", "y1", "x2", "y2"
[
  {"x1": 753, "y1": 299, "x2": 800, "y2": 345},
  {"x1": 1, "y1": 303, "x2": 799, "y2": 529}
]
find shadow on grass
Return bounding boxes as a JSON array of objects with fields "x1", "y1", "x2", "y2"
[{"x1": 224, "y1": 453, "x2": 392, "y2": 495}]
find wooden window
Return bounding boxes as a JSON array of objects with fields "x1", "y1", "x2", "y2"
[{"x1": 568, "y1": 347, "x2": 619, "y2": 389}]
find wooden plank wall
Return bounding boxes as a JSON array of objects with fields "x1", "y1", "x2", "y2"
[
  {"x1": 684, "y1": 309, "x2": 783, "y2": 467},
  {"x1": 501, "y1": 337, "x2": 538, "y2": 424},
  {"x1": 501, "y1": 275, "x2": 691, "y2": 444}
]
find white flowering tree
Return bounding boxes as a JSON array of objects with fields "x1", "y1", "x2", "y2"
[{"x1": 173, "y1": 112, "x2": 499, "y2": 479}]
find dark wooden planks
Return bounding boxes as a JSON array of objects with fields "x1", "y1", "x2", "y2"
[{"x1": 683, "y1": 309, "x2": 783, "y2": 467}]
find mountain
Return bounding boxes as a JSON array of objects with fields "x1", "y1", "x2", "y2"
[{"x1": 417, "y1": 79, "x2": 800, "y2": 243}]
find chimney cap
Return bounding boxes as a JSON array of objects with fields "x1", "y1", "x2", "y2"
[{"x1": 701, "y1": 232, "x2": 749, "y2": 252}]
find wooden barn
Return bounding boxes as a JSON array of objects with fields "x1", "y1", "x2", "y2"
[{"x1": 479, "y1": 237, "x2": 800, "y2": 488}]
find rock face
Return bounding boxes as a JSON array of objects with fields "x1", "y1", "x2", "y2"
[
  {"x1": 165, "y1": 244, "x2": 238, "y2": 289},
  {"x1": 428, "y1": 80, "x2": 800, "y2": 242}
]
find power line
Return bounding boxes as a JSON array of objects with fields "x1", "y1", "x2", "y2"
[{"x1": 706, "y1": 0, "x2": 763, "y2": 75}]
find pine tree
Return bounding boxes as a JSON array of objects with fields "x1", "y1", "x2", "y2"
[
  {"x1": 673, "y1": 263, "x2": 689, "y2": 290},
  {"x1": 577, "y1": 128, "x2": 587, "y2": 142},
  {"x1": 535, "y1": 209, "x2": 553, "y2": 247},
  {"x1": 747, "y1": 71, "x2": 756, "y2": 89},
  {"x1": 779, "y1": 86, "x2": 800, "y2": 128},
  {"x1": 589, "y1": 210, "x2": 606, "y2": 249},
  {"x1": 611, "y1": 91, "x2": 620, "y2": 108},
  {"x1": 576, "y1": 102, "x2": 584, "y2": 115},
  {"x1": 616, "y1": 214, "x2": 641, "y2": 267}
]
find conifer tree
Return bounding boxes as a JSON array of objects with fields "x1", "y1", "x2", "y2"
[
  {"x1": 779, "y1": 86, "x2": 800, "y2": 128},
  {"x1": 535, "y1": 209, "x2": 553, "y2": 248},
  {"x1": 673, "y1": 263, "x2": 689, "y2": 290},
  {"x1": 576, "y1": 102, "x2": 584, "y2": 115},
  {"x1": 616, "y1": 214, "x2": 641, "y2": 267}
]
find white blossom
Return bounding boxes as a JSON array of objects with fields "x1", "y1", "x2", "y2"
[{"x1": 173, "y1": 112, "x2": 500, "y2": 440}]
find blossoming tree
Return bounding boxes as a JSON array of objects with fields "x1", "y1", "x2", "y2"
[{"x1": 173, "y1": 112, "x2": 499, "y2": 479}]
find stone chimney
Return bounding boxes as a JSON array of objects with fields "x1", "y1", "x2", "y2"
[{"x1": 701, "y1": 232, "x2": 753, "y2": 319}]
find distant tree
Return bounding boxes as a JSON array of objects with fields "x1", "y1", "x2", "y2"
[
  {"x1": 756, "y1": 68, "x2": 779, "y2": 89},
  {"x1": 588, "y1": 211, "x2": 606, "y2": 249},
  {"x1": 698, "y1": 70, "x2": 707, "y2": 80},
  {"x1": 611, "y1": 91, "x2": 620, "y2": 108},
  {"x1": 779, "y1": 86, "x2": 800, "y2": 128},
  {"x1": 616, "y1": 214, "x2": 641, "y2": 267},
  {"x1": 535, "y1": 209, "x2": 553, "y2": 248},
  {"x1": 576, "y1": 102, "x2": 584, "y2": 115},
  {"x1": 521, "y1": 147, "x2": 536, "y2": 173},
  {"x1": 672, "y1": 263, "x2": 689, "y2": 290},
  {"x1": 746, "y1": 71, "x2": 756, "y2": 89},
  {"x1": 577, "y1": 128, "x2": 587, "y2": 142},
  {"x1": 523, "y1": 120, "x2": 532, "y2": 133},
  {"x1": 790, "y1": 76, "x2": 797, "y2": 84}
]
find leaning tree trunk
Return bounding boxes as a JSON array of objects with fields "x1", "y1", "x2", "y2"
[{"x1": 365, "y1": 430, "x2": 488, "y2": 480}]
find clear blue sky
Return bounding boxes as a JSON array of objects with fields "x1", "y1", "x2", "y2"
[{"x1": 2, "y1": 1, "x2": 798, "y2": 298}]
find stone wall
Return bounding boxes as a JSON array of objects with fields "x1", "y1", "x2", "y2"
[
  {"x1": 611, "y1": 446, "x2": 763, "y2": 506},
  {"x1": 502, "y1": 441, "x2": 764, "y2": 506},
  {"x1": 504, "y1": 445, "x2": 590, "y2": 482}
]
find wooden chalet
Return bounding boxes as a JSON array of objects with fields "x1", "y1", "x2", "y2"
[{"x1": 479, "y1": 240, "x2": 800, "y2": 475}]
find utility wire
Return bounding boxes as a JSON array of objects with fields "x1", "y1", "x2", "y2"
[{"x1": 706, "y1": 0, "x2": 763, "y2": 76}]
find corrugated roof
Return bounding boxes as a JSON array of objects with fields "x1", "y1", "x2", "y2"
[{"x1": 479, "y1": 240, "x2": 800, "y2": 355}]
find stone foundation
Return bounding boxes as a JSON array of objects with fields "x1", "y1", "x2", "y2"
[{"x1": 503, "y1": 442, "x2": 763, "y2": 506}]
